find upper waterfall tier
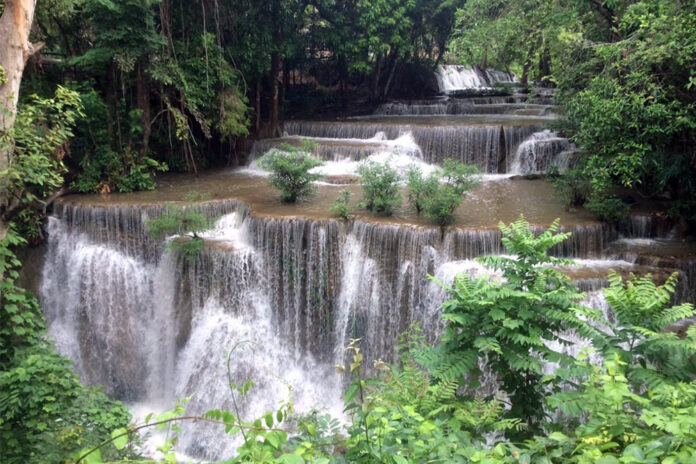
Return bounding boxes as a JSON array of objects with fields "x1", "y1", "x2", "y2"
[
  {"x1": 435, "y1": 65, "x2": 517, "y2": 93},
  {"x1": 282, "y1": 116, "x2": 551, "y2": 172},
  {"x1": 375, "y1": 101, "x2": 553, "y2": 116}
]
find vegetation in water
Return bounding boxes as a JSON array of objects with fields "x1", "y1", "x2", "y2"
[
  {"x1": 257, "y1": 144, "x2": 323, "y2": 203},
  {"x1": 330, "y1": 189, "x2": 352, "y2": 221},
  {"x1": 146, "y1": 192, "x2": 216, "y2": 261},
  {"x1": 407, "y1": 159, "x2": 480, "y2": 227},
  {"x1": 357, "y1": 161, "x2": 402, "y2": 216}
]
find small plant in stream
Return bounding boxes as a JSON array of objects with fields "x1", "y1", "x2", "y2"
[
  {"x1": 146, "y1": 192, "x2": 216, "y2": 261},
  {"x1": 407, "y1": 159, "x2": 479, "y2": 228},
  {"x1": 357, "y1": 161, "x2": 401, "y2": 215},
  {"x1": 257, "y1": 143, "x2": 323, "y2": 203},
  {"x1": 330, "y1": 189, "x2": 352, "y2": 220}
]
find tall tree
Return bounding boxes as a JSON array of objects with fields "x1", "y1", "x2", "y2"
[{"x1": 0, "y1": 0, "x2": 38, "y2": 241}]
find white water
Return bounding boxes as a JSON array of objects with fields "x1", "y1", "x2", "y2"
[
  {"x1": 435, "y1": 65, "x2": 516, "y2": 93},
  {"x1": 508, "y1": 130, "x2": 575, "y2": 174}
]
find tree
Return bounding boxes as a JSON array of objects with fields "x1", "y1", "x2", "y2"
[
  {"x1": 407, "y1": 160, "x2": 479, "y2": 227},
  {"x1": 146, "y1": 192, "x2": 216, "y2": 261},
  {"x1": 0, "y1": 0, "x2": 39, "y2": 241}
]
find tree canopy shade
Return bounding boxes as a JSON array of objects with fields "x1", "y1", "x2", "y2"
[{"x1": 10, "y1": 0, "x2": 465, "y2": 196}]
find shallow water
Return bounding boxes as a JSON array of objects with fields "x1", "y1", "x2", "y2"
[{"x1": 61, "y1": 171, "x2": 599, "y2": 228}]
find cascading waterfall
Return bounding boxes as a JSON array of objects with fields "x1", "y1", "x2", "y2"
[
  {"x1": 40, "y1": 197, "x2": 695, "y2": 459},
  {"x1": 374, "y1": 101, "x2": 550, "y2": 116},
  {"x1": 435, "y1": 65, "x2": 516, "y2": 93},
  {"x1": 35, "y1": 63, "x2": 695, "y2": 460},
  {"x1": 281, "y1": 119, "x2": 542, "y2": 172},
  {"x1": 508, "y1": 130, "x2": 576, "y2": 174}
]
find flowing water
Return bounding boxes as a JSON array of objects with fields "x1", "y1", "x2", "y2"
[
  {"x1": 435, "y1": 65, "x2": 516, "y2": 93},
  {"x1": 34, "y1": 84, "x2": 696, "y2": 460}
]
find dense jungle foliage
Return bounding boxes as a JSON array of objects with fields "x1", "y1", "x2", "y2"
[
  {"x1": 4, "y1": 0, "x2": 695, "y2": 229},
  {"x1": 450, "y1": 0, "x2": 696, "y2": 232}
]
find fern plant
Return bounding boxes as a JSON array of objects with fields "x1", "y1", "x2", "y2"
[
  {"x1": 599, "y1": 271, "x2": 696, "y2": 388},
  {"x1": 430, "y1": 216, "x2": 603, "y2": 438}
]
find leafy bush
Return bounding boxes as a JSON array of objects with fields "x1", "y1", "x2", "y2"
[
  {"x1": 599, "y1": 271, "x2": 696, "y2": 387},
  {"x1": 2, "y1": 86, "x2": 82, "y2": 211},
  {"x1": 330, "y1": 189, "x2": 352, "y2": 221},
  {"x1": 422, "y1": 160, "x2": 479, "y2": 227},
  {"x1": 257, "y1": 144, "x2": 323, "y2": 203},
  {"x1": 550, "y1": 166, "x2": 592, "y2": 211},
  {"x1": 405, "y1": 165, "x2": 439, "y2": 215},
  {"x1": 407, "y1": 161, "x2": 479, "y2": 226},
  {"x1": 146, "y1": 193, "x2": 215, "y2": 261},
  {"x1": 584, "y1": 194, "x2": 630, "y2": 223},
  {"x1": 69, "y1": 87, "x2": 168, "y2": 194},
  {"x1": 357, "y1": 161, "x2": 402, "y2": 215}
]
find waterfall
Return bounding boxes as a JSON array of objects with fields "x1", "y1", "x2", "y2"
[
  {"x1": 39, "y1": 198, "x2": 695, "y2": 459},
  {"x1": 282, "y1": 119, "x2": 542, "y2": 172},
  {"x1": 435, "y1": 65, "x2": 516, "y2": 93},
  {"x1": 508, "y1": 130, "x2": 575, "y2": 174},
  {"x1": 374, "y1": 101, "x2": 550, "y2": 116}
]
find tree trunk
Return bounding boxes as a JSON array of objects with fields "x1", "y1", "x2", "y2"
[
  {"x1": 255, "y1": 78, "x2": 261, "y2": 133},
  {"x1": 383, "y1": 51, "x2": 399, "y2": 99},
  {"x1": 136, "y1": 58, "x2": 151, "y2": 156},
  {"x1": 0, "y1": 0, "x2": 39, "y2": 241},
  {"x1": 371, "y1": 55, "x2": 382, "y2": 101},
  {"x1": 538, "y1": 43, "x2": 551, "y2": 85},
  {"x1": 269, "y1": 50, "x2": 281, "y2": 136}
]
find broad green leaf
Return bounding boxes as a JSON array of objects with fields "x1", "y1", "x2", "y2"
[{"x1": 111, "y1": 427, "x2": 128, "y2": 450}]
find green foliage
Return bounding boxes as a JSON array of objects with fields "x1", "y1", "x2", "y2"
[
  {"x1": 341, "y1": 336, "x2": 521, "y2": 464},
  {"x1": 0, "y1": 229, "x2": 132, "y2": 464},
  {"x1": 429, "y1": 216, "x2": 601, "y2": 438},
  {"x1": 1, "y1": 86, "x2": 82, "y2": 210},
  {"x1": 146, "y1": 193, "x2": 215, "y2": 261},
  {"x1": 258, "y1": 145, "x2": 323, "y2": 203},
  {"x1": 544, "y1": 354, "x2": 696, "y2": 464},
  {"x1": 406, "y1": 161, "x2": 479, "y2": 226},
  {"x1": 357, "y1": 161, "x2": 402, "y2": 215},
  {"x1": 330, "y1": 189, "x2": 352, "y2": 221},
  {"x1": 422, "y1": 160, "x2": 479, "y2": 227},
  {"x1": 556, "y1": 0, "x2": 696, "y2": 230},
  {"x1": 584, "y1": 194, "x2": 630, "y2": 224},
  {"x1": 405, "y1": 165, "x2": 439, "y2": 215},
  {"x1": 69, "y1": 87, "x2": 167, "y2": 194},
  {"x1": 0, "y1": 230, "x2": 45, "y2": 365},
  {"x1": 550, "y1": 166, "x2": 592, "y2": 211},
  {"x1": 599, "y1": 271, "x2": 696, "y2": 388}
]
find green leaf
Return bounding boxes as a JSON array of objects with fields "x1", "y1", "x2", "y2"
[
  {"x1": 277, "y1": 454, "x2": 305, "y2": 464},
  {"x1": 548, "y1": 431, "x2": 569, "y2": 442},
  {"x1": 111, "y1": 427, "x2": 128, "y2": 450},
  {"x1": 596, "y1": 457, "x2": 620, "y2": 464}
]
